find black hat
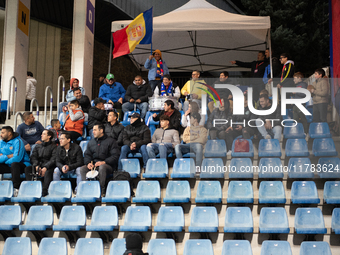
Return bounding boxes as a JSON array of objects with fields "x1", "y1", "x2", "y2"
[
  {"x1": 129, "y1": 112, "x2": 140, "y2": 118},
  {"x1": 94, "y1": 98, "x2": 106, "y2": 105},
  {"x1": 125, "y1": 233, "x2": 143, "y2": 250}
]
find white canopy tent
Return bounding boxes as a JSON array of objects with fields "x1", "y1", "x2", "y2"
[{"x1": 111, "y1": 0, "x2": 271, "y2": 73}]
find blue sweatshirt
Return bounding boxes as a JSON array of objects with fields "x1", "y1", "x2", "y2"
[
  {"x1": 16, "y1": 121, "x2": 44, "y2": 145},
  {"x1": 98, "y1": 82, "x2": 126, "y2": 103},
  {"x1": 0, "y1": 133, "x2": 31, "y2": 167}
]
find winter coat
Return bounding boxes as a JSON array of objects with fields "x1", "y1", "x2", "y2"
[
  {"x1": 279, "y1": 60, "x2": 295, "y2": 88},
  {"x1": 144, "y1": 58, "x2": 169, "y2": 81},
  {"x1": 16, "y1": 121, "x2": 44, "y2": 145},
  {"x1": 312, "y1": 78, "x2": 329, "y2": 104},
  {"x1": 99, "y1": 82, "x2": 126, "y2": 103},
  {"x1": 88, "y1": 106, "x2": 107, "y2": 130},
  {"x1": 153, "y1": 109, "x2": 182, "y2": 131},
  {"x1": 78, "y1": 95, "x2": 91, "y2": 113},
  {"x1": 153, "y1": 82, "x2": 180, "y2": 98},
  {"x1": 30, "y1": 141, "x2": 57, "y2": 169},
  {"x1": 151, "y1": 127, "x2": 180, "y2": 148},
  {"x1": 183, "y1": 125, "x2": 208, "y2": 145},
  {"x1": 26, "y1": 77, "x2": 37, "y2": 100},
  {"x1": 0, "y1": 133, "x2": 31, "y2": 167},
  {"x1": 124, "y1": 80, "x2": 153, "y2": 103},
  {"x1": 64, "y1": 108, "x2": 85, "y2": 135},
  {"x1": 253, "y1": 103, "x2": 282, "y2": 127},
  {"x1": 294, "y1": 81, "x2": 308, "y2": 99},
  {"x1": 104, "y1": 121, "x2": 124, "y2": 146},
  {"x1": 66, "y1": 87, "x2": 85, "y2": 102},
  {"x1": 206, "y1": 108, "x2": 232, "y2": 131},
  {"x1": 123, "y1": 118, "x2": 151, "y2": 148},
  {"x1": 56, "y1": 143, "x2": 84, "y2": 170}
]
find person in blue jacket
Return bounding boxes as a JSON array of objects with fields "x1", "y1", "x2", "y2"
[
  {"x1": 144, "y1": 49, "x2": 169, "y2": 91},
  {"x1": 98, "y1": 73, "x2": 126, "y2": 120},
  {"x1": 0, "y1": 126, "x2": 31, "y2": 196}
]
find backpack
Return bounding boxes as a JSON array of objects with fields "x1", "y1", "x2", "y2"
[
  {"x1": 112, "y1": 171, "x2": 135, "y2": 196},
  {"x1": 234, "y1": 139, "x2": 249, "y2": 152}
]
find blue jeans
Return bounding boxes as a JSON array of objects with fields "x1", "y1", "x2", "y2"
[
  {"x1": 147, "y1": 143, "x2": 173, "y2": 158},
  {"x1": 256, "y1": 118, "x2": 282, "y2": 140},
  {"x1": 122, "y1": 102, "x2": 149, "y2": 120},
  {"x1": 118, "y1": 144, "x2": 149, "y2": 169},
  {"x1": 175, "y1": 143, "x2": 203, "y2": 166},
  {"x1": 53, "y1": 167, "x2": 82, "y2": 191}
]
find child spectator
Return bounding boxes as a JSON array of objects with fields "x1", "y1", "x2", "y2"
[{"x1": 63, "y1": 100, "x2": 85, "y2": 142}]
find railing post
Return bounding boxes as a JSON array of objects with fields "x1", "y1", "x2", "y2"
[
  {"x1": 6, "y1": 76, "x2": 17, "y2": 120},
  {"x1": 30, "y1": 98, "x2": 40, "y2": 122},
  {"x1": 14, "y1": 112, "x2": 24, "y2": 130},
  {"x1": 44, "y1": 86, "x2": 53, "y2": 127},
  {"x1": 57, "y1": 76, "x2": 65, "y2": 115}
]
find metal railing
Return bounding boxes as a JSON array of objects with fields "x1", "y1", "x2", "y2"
[
  {"x1": 14, "y1": 112, "x2": 24, "y2": 130},
  {"x1": 7, "y1": 76, "x2": 17, "y2": 120},
  {"x1": 30, "y1": 98, "x2": 40, "y2": 122},
  {"x1": 57, "y1": 76, "x2": 66, "y2": 115},
  {"x1": 44, "y1": 86, "x2": 53, "y2": 127}
]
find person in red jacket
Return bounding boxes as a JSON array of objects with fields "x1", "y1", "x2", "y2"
[{"x1": 62, "y1": 100, "x2": 85, "y2": 142}]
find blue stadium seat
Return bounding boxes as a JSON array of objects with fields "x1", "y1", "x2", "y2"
[
  {"x1": 147, "y1": 239, "x2": 177, "y2": 255},
  {"x1": 154, "y1": 206, "x2": 184, "y2": 232},
  {"x1": 0, "y1": 181, "x2": 13, "y2": 202},
  {"x1": 313, "y1": 138, "x2": 338, "y2": 157},
  {"x1": 102, "y1": 181, "x2": 131, "y2": 203},
  {"x1": 120, "y1": 159, "x2": 140, "y2": 178},
  {"x1": 260, "y1": 241, "x2": 292, "y2": 255},
  {"x1": 41, "y1": 181, "x2": 72, "y2": 203},
  {"x1": 19, "y1": 206, "x2": 53, "y2": 231},
  {"x1": 231, "y1": 139, "x2": 254, "y2": 158},
  {"x1": 183, "y1": 239, "x2": 213, "y2": 255},
  {"x1": 283, "y1": 123, "x2": 306, "y2": 139},
  {"x1": 195, "y1": 181, "x2": 222, "y2": 203},
  {"x1": 259, "y1": 207, "x2": 289, "y2": 233},
  {"x1": 2, "y1": 237, "x2": 31, "y2": 255},
  {"x1": 38, "y1": 238, "x2": 67, "y2": 255},
  {"x1": 291, "y1": 181, "x2": 320, "y2": 204},
  {"x1": 120, "y1": 206, "x2": 151, "y2": 232},
  {"x1": 86, "y1": 206, "x2": 118, "y2": 231},
  {"x1": 171, "y1": 158, "x2": 196, "y2": 178},
  {"x1": 71, "y1": 181, "x2": 101, "y2": 203},
  {"x1": 229, "y1": 158, "x2": 253, "y2": 179},
  {"x1": 332, "y1": 208, "x2": 340, "y2": 234},
  {"x1": 1, "y1": 100, "x2": 8, "y2": 113},
  {"x1": 309, "y1": 122, "x2": 331, "y2": 139},
  {"x1": 204, "y1": 139, "x2": 227, "y2": 158},
  {"x1": 163, "y1": 181, "x2": 190, "y2": 203},
  {"x1": 79, "y1": 141, "x2": 89, "y2": 156},
  {"x1": 288, "y1": 157, "x2": 314, "y2": 178},
  {"x1": 258, "y1": 157, "x2": 284, "y2": 178},
  {"x1": 227, "y1": 181, "x2": 254, "y2": 203},
  {"x1": 143, "y1": 159, "x2": 168, "y2": 178},
  {"x1": 285, "y1": 139, "x2": 309, "y2": 157},
  {"x1": 121, "y1": 111, "x2": 139, "y2": 127},
  {"x1": 200, "y1": 158, "x2": 225, "y2": 179},
  {"x1": 324, "y1": 181, "x2": 340, "y2": 204},
  {"x1": 11, "y1": 181, "x2": 42, "y2": 203},
  {"x1": 317, "y1": 157, "x2": 340, "y2": 178},
  {"x1": 222, "y1": 240, "x2": 252, "y2": 255},
  {"x1": 74, "y1": 238, "x2": 103, "y2": 255},
  {"x1": 0, "y1": 205, "x2": 21, "y2": 231},
  {"x1": 110, "y1": 238, "x2": 126, "y2": 255},
  {"x1": 132, "y1": 181, "x2": 160, "y2": 203},
  {"x1": 258, "y1": 139, "x2": 281, "y2": 157},
  {"x1": 189, "y1": 206, "x2": 219, "y2": 232},
  {"x1": 224, "y1": 207, "x2": 253, "y2": 233},
  {"x1": 295, "y1": 208, "x2": 326, "y2": 234},
  {"x1": 300, "y1": 241, "x2": 332, "y2": 255},
  {"x1": 53, "y1": 206, "x2": 86, "y2": 231},
  {"x1": 145, "y1": 111, "x2": 160, "y2": 137},
  {"x1": 259, "y1": 181, "x2": 286, "y2": 204}
]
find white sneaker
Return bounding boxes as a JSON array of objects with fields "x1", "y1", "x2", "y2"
[
  {"x1": 265, "y1": 135, "x2": 271, "y2": 139},
  {"x1": 13, "y1": 188, "x2": 19, "y2": 197}
]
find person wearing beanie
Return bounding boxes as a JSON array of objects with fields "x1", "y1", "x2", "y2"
[
  {"x1": 144, "y1": 49, "x2": 170, "y2": 91},
  {"x1": 123, "y1": 233, "x2": 147, "y2": 255},
  {"x1": 66, "y1": 78, "x2": 86, "y2": 102}
]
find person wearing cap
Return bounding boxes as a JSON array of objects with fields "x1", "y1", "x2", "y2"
[
  {"x1": 118, "y1": 112, "x2": 150, "y2": 170},
  {"x1": 144, "y1": 49, "x2": 170, "y2": 91},
  {"x1": 98, "y1": 73, "x2": 126, "y2": 120},
  {"x1": 88, "y1": 98, "x2": 107, "y2": 135},
  {"x1": 66, "y1": 78, "x2": 85, "y2": 102}
]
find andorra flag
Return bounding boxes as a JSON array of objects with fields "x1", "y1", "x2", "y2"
[{"x1": 112, "y1": 7, "x2": 153, "y2": 58}]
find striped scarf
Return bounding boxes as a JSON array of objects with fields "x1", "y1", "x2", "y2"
[{"x1": 156, "y1": 59, "x2": 164, "y2": 78}]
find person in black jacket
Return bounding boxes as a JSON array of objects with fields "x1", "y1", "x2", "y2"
[
  {"x1": 118, "y1": 113, "x2": 150, "y2": 170},
  {"x1": 104, "y1": 110, "x2": 124, "y2": 146},
  {"x1": 53, "y1": 132, "x2": 84, "y2": 192},
  {"x1": 25, "y1": 129, "x2": 57, "y2": 196},
  {"x1": 88, "y1": 98, "x2": 107, "y2": 136},
  {"x1": 123, "y1": 233, "x2": 147, "y2": 255},
  {"x1": 152, "y1": 100, "x2": 181, "y2": 131},
  {"x1": 122, "y1": 75, "x2": 153, "y2": 120},
  {"x1": 80, "y1": 124, "x2": 120, "y2": 195},
  {"x1": 73, "y1": 88, "x2": 91, "y2": 113}
]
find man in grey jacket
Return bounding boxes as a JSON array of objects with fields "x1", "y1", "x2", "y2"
[
  {"x1": 311, "y1": 68, "x2": 329, "y2": 122},
  {"x1": 146, "y1": 115, "x2": 180, "y2": 159}
]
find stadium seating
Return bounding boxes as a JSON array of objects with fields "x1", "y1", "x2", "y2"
[
  {"x1": 317, "y1": 157, "x2": 340, "y2": 178},
  {"x1": 287, "y1": 157, "x2": 314, "y2": 178},
  {"x1": 260, "y1": 241, "x2": 292, "y2": 255},
  {"x1": 79, "y1": 141, "x2": 89, "y2": 156},
  {"x1": 163, "y1": 181, "x2": 191, "y2": 203},
  {"x1": 313, "y1": 138, "x2": 338, "y2": 157},
  {"x1": 291, "y1": 181, "x2": 320, "y2": 204},
  {"x1": 309, "y1": 122, "x2": 331, "y2": 138},
  {"x1": 300, "y1": 241, "x2": 332, "y2": 255},
  {"x1": 71, "y1": 181, "x2": 101, "y2": 203},
  {"x1": 154, "y1": 206, "x2": 184, "y2": 232},
  {"x1": 73, "y1": 238, "x2": 103, "y2": 255},
  {"x1": 259, "y1": 207, "x2": 289, "y2": 233},
  {"x1": 195, "y1": 181, "x2": 222, "y2": 203},
  {"x1": 38, "y1": 238, "x2": 67, "y2": 255},
  {"x1": 53, "y1": 206, "x2": 86, "y2": 231},
  {"x1": 11, "y1": 181, "x2": 42, "y2": 203},
  {"x1": 221, "y1": 240, "x2": 252, "y2": 255},
  {"x1": 171, "y1": 158, "x2": 196, "y2": 178},
  {"x1": 259, "y1": 181, "x2": 286, "y2": 204},
  {"x1": 41, "y1": 181, "x2": 72, "y2": 203},
  {"x1": 285, "y1": 139, "x2": 309, "y2": 157},
  {"x1": 229, "y1": 158, "x2": 253, "y2": 179},
  {"x1": 147, "y1": 239, "x2": 177, "y2": 255},
  {"x1": 19, "y1": 205, "x2": 53, "y2": 231},
  {"x1": 331, "y1": 208, "x2": 340, "y2": 234},
  {"x1": 324, "y1": 181, "x2": 340, "y2": 204},
  {"x1": 183, "y1": 239, "x2": 214, "y2": 255},
  {"x1": 227, "y1": 181, "x2": 254, "y2": 203},
  {"x1": 0, "y1": 205, "x2": 21, "y2": 231},
  {"x1": 120, "y1": 159, "x2": 141, "y2": 178},
  {"x1": 204, "y1": 139, "x2": 227, "y2": 158},
  {"x1": 110, "y1": 238, "x2": 125, "y2": 255},
  {"x1": 231, "y1": 139, "x2": 254, "y2": 158},
  {"x1": 132, "y1": 181, "x2": 161, "y2": 203},
  {"x1": 102, "y1": 181, "x2": 131, "y2": 203},
  {"x1": 143, "y1": 159, "x2": 168, "y2": 178},
  {"x1": 224, "y1": 207, "x2": 253, "y2": 233},
  {"x1": 2, "y1": 237, "x2": 31, "y2": 255},
  {"x1": 86, "y1": 206, "x2": 118, "y2": 232},
  {"x1": 258, "y1": 139, "x2": 281, "y2": 157},
  {"x1": 283, "y1": 123, "x2": 306, "y2": 139},
  {"x1": 200, "y1": 158, "x2": 225, "y2": 179},
  {"x1": 120, "y1": 206, "x2": 151, "y2": 232},
  {"x1": 258, "y1": 157, "x2": 284, "y2": 178},
  {"x1": 295, "y1": 208, "x2": 327, "y2": 234},
  {"x1": 189, "y1": 206, "x2": 219, "y2": 232},
  {"x1": 0, "y1": 181, "x2": 13, "y2": 202}
]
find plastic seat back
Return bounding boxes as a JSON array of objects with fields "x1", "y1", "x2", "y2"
[
  {"x1": 171, "y1": 158, "x2": 195, "y2": 178},
  {"x1": 227, "y1": 181, "x2": 253, "y2": 203},
  {"x1": 54, "y1": 206, "x2": 86, "y2": 231},
  {"x1": 260, "y1": 241, "x2": 292, "y2": 255},
  {"x1": 110, "y1": 238, "x2": 126, "y2": 255},
  {"x1": 331, "y1": 208, "x2": 340, "y2": 234},
  {"x1": 284, "y1": 123, "x2": 306, "y2": 139},
  {"x1": 222, "y1": 240, "x2": 252, "y2": 255},
  {"x1": 154, "y1": 206, "x2": 184, "y2": 232},
  {"x1": 309, "y1": 122, "x2": 331, "y2": 139},
  {"x1": 143, "y1": 159, "x2": 168, "y2": 178},
  {"x1": 0, "y1": 181, "x2": 13, "y2": 202},
  {"x1": 295, "y1": 208, "x2": 326, "y2": 234},
  {"x1": 120, "y1": 206, "x2": 151, "y2": 232},
  {"x1": 0, "y1": 205, "x2": 22, "y2": 231},
  {"x1": 86, "y1": 206, "x2": 118, "y2": 231},
  {"x1": 79, "y1": 141, "x2": 89, "y2": 156},
  {"x1": 103, "y1": 181, "x2": 131, "y2": 203},
  {"x1": 163, "y1": 181, "x2": 190, "y2": 203},
  {"x1": 258, "y1": 157, "x2": 283, "y2": 178},
  {"x1": 288, "y1": 157, "x2": 314, "y2": 178},
  {"x1": 318, "y1": 157, "x2": 340, "y2": 178},
  {"x1": 258, "y1": 139, "x2": 281, "y2": 157},
  {"x1": 285, "y1": 139, "x2": 309, "y2": 157},
  {"x1": 147, "y1": 239, "x2": 177, "y2": 255},
  {"x1": 120, "y1": 159, "x2": 141, "y2": 178},
  {"x1": 259, "y1": 207, "x2": 289, "y2": 233},
  {"x1": 74, "y1": 238, "x2": 103, "y2": 255},
  {"x1": 189, "y1": 206, "x2": 218, "y2": 232},
  {"x1": 41, "y1": 181, "x2": 72, "y2": 203},
  {"x1": 231, "y1": 139, "x2": 254, "y2": 158},
  {"x1": 11, "y1": 181, "x2": 42, "y2": 203},
  {"x1": 312, "y1": 138, "x2": 338, "y2": 157},
  {"x1": 200, "y1": 158, "x2": 225, "y2": 179},
  {"x1": 224, "y1": 207, "x2": 253, "y2": 233},
  {"x1": 229, "y1": 158, "x2": 253, "y2": 179},
  {"x1": 133, "y1": 181, "x2": 160, "y2": 203},
  {"x1": 300, "y1": 241, "x2": 332, "y2": 255},
  {"x1": 20, "y1": 206, "x2": 53, "y2": 231},
  {"x1": 71, "y1": 181, "x2": 100, "y2": 203},
  {"x1": 183, "y1": 239, "x2": 213, "y2": 255},
  {"x1": 38, "y1": 238, "x2": 67, "y2": 255},
  {"x1": 2, "y1": 237, "x2": 32, "y2": 255},
  {"x1": 291, "y1": 181, "x2": 320, "y2": 204},
  {"x1": 195, "y1": 181, "x2": 222, "y2": 203},
  {"x1": 204, "y1": 139, "x2": 227, "y2": 158},
  {"x1": 259, "y1": 181, "x2": 286, "y2": 204},
  {"x1": 324, "y1": 181, "x2": 340, "y2": 204}
]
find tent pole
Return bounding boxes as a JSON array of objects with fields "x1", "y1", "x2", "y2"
[
  {"x1": 267, "y1": 29, "x2": 274, "y2": 95},
  {"x1": 108, "y1": 32, "x2": 113, "y2": 74}
]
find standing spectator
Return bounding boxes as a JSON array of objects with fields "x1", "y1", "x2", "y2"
[
  {"x1": 144, "y1": 49, "x2": 169, "y2": 91},
  {"x1": 310, "y1": 68, "x2": 329, "y2": 122},
  {"x1": 208, "y1": 71, "x2": 233, "y2": 113},
  {"x1": 24, "y1": 129, "x2": 57, "y2": 196},
  {"x1": 118, "y1": 113, "x2": 150, "y2": 170},
  {"x1": 122, "y1": 75, "x2": 152, "y2": 120},
  {"x1": 181, "y1": 70, "x2": 206, "y2": 112},
  {"x1": 152, "y1": 100, "x2": 181, "y2": 131},
  {"x1": 0, "y1": 126, "x2": 30, "y2": 196},
  {"x1": 181, "y1": 101, "x2": 205, "y2": 128},
  {"x1": 292, "y1": 72, "x2": 308, "y2": 133},
  {"x1": 104, "y1": 110, "x2": 124, "y2": 146},
  {"x1": 53, "y1": 132, "x2": 84, "y2": 192},
  {"x1": 276, "y1": 53, "x2": 295, "y2": 89},
  {"x1": 63, "y1": 100, "x2": 85, "y2": 142},
  {"x1": 26, "y1": 72, "x2": 37, "y2": 111},
  {"x1": 175, "y1": 113, "x2": 208, "y2": 166},
  {"x1": 80, "y1": 124, "x2": 120, "y2": 196},
  {"x1": 147, "y1": 115, "x2": 180, "y2": 159},
  {"x1": 88, "y1": 98, "x2": 107, "y2": 134},
  {"x1": 66, "y1": 78, "x2": 85, "y2": 102},
  {"x1": 16, "y1": 111, "x2": 44, "y2": 147},
  {"x1": 263, "y1": 49, "x2": 282, "y2": 86},
  {"x1": 73, "y1": 88, "x2": 91, "y2": 113}
]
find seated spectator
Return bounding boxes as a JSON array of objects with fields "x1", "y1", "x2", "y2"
[
  {"x1": 152, "y1": 100, "x2": 181, "y2": 131},
  {"x1": 175, "y1": 113, "x2": 208, "y2": 166},
  {"x1": 62, "y1": 100, "x2": 85, "y2": 142},
  {"x1": 255, "y1": 89, "x2": 269, "y2": 109},
  {"x1": 255, "y1": 94, "x2": 282, "y2": 140},
  {"x1": 50, "y1": 119, "x2": 61, "y2": 141},
  {"x1": 292, "y1": 72, "x2": 308, "y2": 133},
  {"x1": 98, "y1": 73, "x2": 125, "y2": 120},
  {"x1": 147, "y1": 115, "x2": 180, "y2": 159},
  {"x1": 104, "y1": 110, "x2": 124, "y2": 146},
  {"x1": 208, "y1": 71, "x2": 233, "y2": 113},
  {"x1": 122, "y1": 75, "x2": 152, "y2": 120},
  {"x1": 25, "y1": 129, "x2": 57, "y2": 196},
  {"x1": 118, "y1": 113, "x2": 150, "y2": 170},
  {"x1": 73, "y1": 87, "x2": 91, "y2": 113},
  {"x1": 181, "y1": 70, "x2": 206, "y2": 112},
  {"x1": 53, "y1": 132, "x2": 84, "y2": 192},
  {"x1": 0, "y1": 126, "x2": 30, "y2": 196},
  {"x1": 80, "y1": 124, "x2": 120, "y2": 196},
  {"x1": 66, "y1": 78, "x2": 85, "y2": 102},
  {"x1": 16, "y1": 111, "x2": 44, "y2": 149},
  {"x1": 182, "y1": 101, "x2": 205, "y2": 128},
  {"x1": 310, "y1": 68, "x2": 329, "y2": 123},
  {"x1": 88, "y1": 98, "x2": 107, "y2": 136},
  {"x1": 153, "y1": 74, "x2": 180, "y2": 98}
]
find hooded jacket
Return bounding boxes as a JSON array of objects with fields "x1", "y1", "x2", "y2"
[
  {"x1": 312, "y1": 78, "x2": 329, "y2": 104},
  {"x1": 151, "y1": 126, "x2": 180, "y2": 148},
  {"x1": 123, "y1": 233, "x2": 147, "y2": 255},
  {"x1": 0, "y1": 132, "x2": 30, "y2": 167},
  {"x1": 26, "y1": 77, "x2": 37, "y2": 100},
  {"x1": 56, "y1": 143, "x2": 84, "y2": 171},
  {"x1": 88, "y1": 106, "x2": 107, "y2": 130},
  {"x1": 30, "y1": 141, "x2": 57, "y2": 169},
  {"x1": 144, "y1": 49, "x2": 170, "y2": 81},
  {"x1": 279, "y1": 60, "x2": 295, "y2": 88},
  {"x1": 66, "y1": 78, "x2": 86, "y2": 102},
  {"x1": 98, "y1": 81, "x2": 126, "y2": 103},
  {"x1": 104, "y1": 121, "x2": 124, "y2": 146},
  {"x1": 124, "y1": 80, "x2": 153, "y2": 103},
  {"x1": 183, "y1": 125, "x2": 208, "y2": 145},
  {"x1": 123, "y1": 118, "x2": 151, "y2": 149}
]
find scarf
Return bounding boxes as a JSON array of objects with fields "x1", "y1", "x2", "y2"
[
  {"x1": 156, "y1": 59, "x2": 164, "y2": 78},
  {"x1": 161, "y1": 81, "x2": 173, "y2": 96}
]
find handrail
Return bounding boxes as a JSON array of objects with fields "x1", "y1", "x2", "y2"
[
  {"x1": 14, "y1": 112, "x2": 24, "y2": 130},
  {"x1": 57, "y1": 75, "x2": 66, "y2": 115},
  {"x1": 7, "y1": 76, "x2": 17, "y2": 120},
  {"x1": 30, "y1": 98, "x2": 40, "y2": 122},
  {"x1": 44, "y1": 86, "x2": 53, "y2": 127}
]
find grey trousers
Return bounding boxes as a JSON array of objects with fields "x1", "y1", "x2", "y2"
[{"x1": 80, "y1": 163, "x2": 113, "y2": 193}]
